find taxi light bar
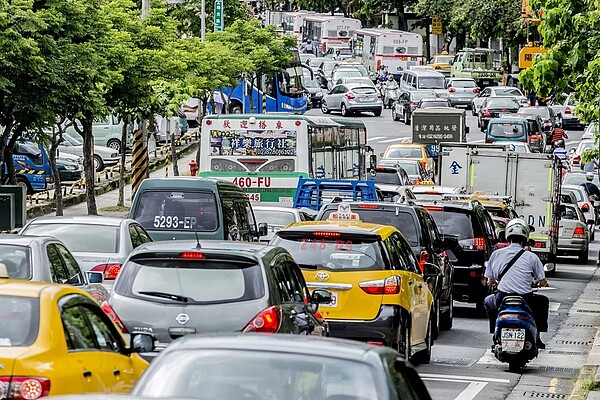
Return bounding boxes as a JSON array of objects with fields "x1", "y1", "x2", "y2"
[
  {"x1": 243, "y1": 306, "x2": 281, "y2": 333},
  {"x1": 359, "y1": 276, "x2": 401, "y2": 295},
  {"x1": 0, "y1": 377, "x2": 50, "y2": 399},
  {"x1": 180, "y1": 252, "x2": 205, "y2": 259},
  {"x1": 313, "y1": 231, "x2": 341, "y2": 238}
]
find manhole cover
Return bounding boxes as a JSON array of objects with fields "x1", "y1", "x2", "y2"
[
  {"x1": 523, "y1": 391, "x2": 567, "y2": 398},
  {"x1": 430, "y1": 356, "x2": 476, "y2": 367},
  {"x1": 555, "y1": 340, "x2": 592, "y2": 345},
  {"x1": 548, "y1": 350, "x2": 587, "y2": 355},
  {"x1": 576, "y1": 309, "x2": 600, "y2": 314}
]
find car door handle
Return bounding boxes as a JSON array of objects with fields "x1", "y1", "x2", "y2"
[
  {"x1": 83, "y1": 371, "x2": 92, "y2": 378},
  {"x1": 113, "y1": 369, "x2": 121, "y2": 377}
]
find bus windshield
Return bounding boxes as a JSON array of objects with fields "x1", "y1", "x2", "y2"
[{"x1": 279, "y1": 66, "x2": 304, "y2": 96}]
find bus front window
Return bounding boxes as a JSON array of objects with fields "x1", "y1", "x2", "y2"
[{"x1": 278, "y1": 66, "x2": 304, "y2": 96}]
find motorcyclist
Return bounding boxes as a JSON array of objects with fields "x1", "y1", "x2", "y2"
[
  {"x1": 484, "y1": 218, "x2": 549, "y2": 349},
  {"x1": 386, "y1": 75, "x2": 398, "y2": 90},
  {"x1": 332, "y1": 50, "x2": 344, "y2": 61},
  {"x1": 552, "y1": 140, "x2": 569, "y2": 171}
]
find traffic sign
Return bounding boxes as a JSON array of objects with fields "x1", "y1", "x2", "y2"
[
  {"x1": 432, "y1": 16, "x2": 442, "y2": 35},
  {"x1": 214, "y1": 0, "x2": 224, "y2": 32}
]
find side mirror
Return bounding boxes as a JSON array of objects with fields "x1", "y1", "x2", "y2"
[
  {"x1": 258, "y1": 222, "x2": 268, "y2": 237},
  {"x1": 369, "y1": 154, "x2": 377, "y2": 171},
  {"x1": 129, "y1": 333, "x2": 154, "y2": 353},
  {"x1": 86, "y1": 271, "x2": 104, "y2": 284},
  {"x1": 311, "y1": 289, "x2": 332, "y2": 305},
  {"x1": 423, "y1": 263, "x2": 440, "y2": 277}
]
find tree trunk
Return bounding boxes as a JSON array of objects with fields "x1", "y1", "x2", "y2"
[
  {"x1": 49, "y1": 139, "x2": 63, "y2": 216},
  {"x1": 117, "y1": 119, "x2": 128, "y2": 207},
  {"x1": 5, "y1": 125, "x2": 24, "y2": 185},
  {"x1": 170, "y1": 132, "x2": 179, "y2": 176},
  {"x1": 0, "y1": 120, "x2": 13, "y2": 184},
  {"x1": 79, "y1": 118, "x2": 98, "y2": 215},
  {"x1": 396, "y1": 0, "x2": 407, "y2": 31}
]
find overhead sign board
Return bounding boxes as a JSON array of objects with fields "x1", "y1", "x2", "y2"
[
  {"x1": 432, "y1": 16, "x2": 442, "y2": 35},
  {"x1": 412, "y1": 113, "x2": 464, "y2": 144}
]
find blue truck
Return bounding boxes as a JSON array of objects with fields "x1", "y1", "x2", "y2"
[{"x1": 2, "y1": 141, "x2": 52, "y2": 195}]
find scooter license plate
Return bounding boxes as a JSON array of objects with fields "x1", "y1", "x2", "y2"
[{"x1": 501, "y1": 328, "x2": 525, "y2": 352}]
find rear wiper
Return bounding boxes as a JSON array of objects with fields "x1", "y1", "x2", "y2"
[
  {"x1": 138, "y1": 291, "x2": 189, "y2": 303},
  {"x1": 298, "y1": 263, "x2": 321, "y2": 270}
]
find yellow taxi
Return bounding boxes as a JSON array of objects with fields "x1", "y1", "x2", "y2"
[
  {"x1": 449, "y1": 193, "x2": 519, "y2": 220},
  {"x1": 271, "y1": 203, "x2": 436, "y2": 363},
  {"x1": 428, "y1": 51, "x2": 455, "y2": 76},
  {"x1": 381, "y1": 143, "x2": 435, "y2": 173},
  {"x1": 0, "y1": 278, "x2": 151, "y2": 398}
]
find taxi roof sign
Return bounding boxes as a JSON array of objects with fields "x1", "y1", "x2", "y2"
[{"x1": 328, "y1": 202, "x2": 360, "y2": 221}]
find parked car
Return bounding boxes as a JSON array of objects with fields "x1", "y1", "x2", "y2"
[
  {"x1": 315, "y1": 202, "x2": 457, "y2": 337},
  {"x1": 0, "y1": 281, "x2": 151, "y2": 396},
  {"x1": 478, "y1": 97, "x2": 521, "y2": 132},
  {"x1": 445, "y1": 77, "x2": 479, "y2": 107},
  {"x1": 378, "y1": 158, "x2": 432, "y2": 184},
  {"x1": 56, "y1": 131, "x2": 120, "y2": 172},
  {"x1": 109, "y1": 241, "x2": 330, "y2": 356},
  {"x1": 64, "y1": 116, "x2": 133, "y2": 152},
  {"x1": 558, "y1": 203, "x2": 589, "y2": 262},
  {"x1": 392, "y1": 90, "x2": 439, "y2": 124},
  {"x1": 130, "y1": 335, "x2": 433, "y2": 400},
  {"x1": 471, "y1": 86, "x2": 528, "y2": 115},
  {"x1": 19, "y1": 216, "x2": 152, "y2": 287},
  {"x1": 321, "y1": 83, "x2": 383, "y2": 117},
  {"x1": 55, "y1": 157, "x2": 83, "y2": 182},
  {"x1": 252, "y1": 205, "x2": 315, "y2": 241}
]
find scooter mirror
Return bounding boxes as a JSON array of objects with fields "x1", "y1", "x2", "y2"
[{"x1": 543, "y1": 263, "x2": 555, "y2": 274}]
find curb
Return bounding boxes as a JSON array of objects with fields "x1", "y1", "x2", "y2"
[
  {"x1": 570, "y1": 366, "x2": 599, "y2": 400},
  {"x1": 25, "y1": 141, "x2": 198, "y2": 219}
]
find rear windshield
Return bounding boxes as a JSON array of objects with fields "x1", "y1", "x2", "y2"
[
  {"x1": 253, "y1": 210, "x2": 295, "y2": 227},
  {"x1": 485, "y1": 207, "x2": 511, "y2": 219},
  {"x1": 271, "y1": 235, "x2": 385, "y2": 271},
  {"x1": 495, "y1": 88, "x2": 523, "y2": 97},
  {"x1": 486, "y1": 98, "x2": 519, "y2": 108},
  {"x1": 427, "y1": 209, "x2": 477, "y2": 240},
  {"x1": 121, "y1": 260, "x2": 264, "y2": 304},
  {"x1": 0, "y1": 296, "x2": 39, "y2": 346},
  {"x1": 23, "y1": 224, "x2": 119, "y2": 253},
  {"x1": 450, "y1": 80, "x2": 476, "y2": 88},
  {"x1": 420, "y1": 101, "x2": 448, "y2": 109},
  {"x1": 488, "y1": 123, "x2": 525, "y2": 138},
  {"x1": 0, "y1": 245, "x2": 31, "y2": 280},
  {"x1": 384, "y1": 147, "x2": 422, "y2": 159},
  {"x1": 373, "y1": 171, "x2": 402, "y2": 185},
  {"x1": 563, "y1": 188, "x2": 584, "y2": 201},
  {"x1": 518, "y1": 108, "x2": 549, "y2": 119},
  {"x1": 320, "y1": 209, "x2": 419, "y2": 246},
  {"x1": 396, "y1": 162, "x2": 418, "y2": 174},
  {"x1": 132, "y1": 190, "x2": 218, "y2": 232},
  {"x1": 418, "y1": 77, "x2": 445, "y2": 89},
  {"x1": 352, "y1": 87, "x2": 377, "y2": 94},
  {"x1": 334, "y1": 70, "x2": 362, "y2": 79},
  {"x1": 560, "y1": 205, "x2": 580, "y2": 220}
]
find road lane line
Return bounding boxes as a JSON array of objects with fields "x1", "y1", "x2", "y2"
[
  {"x1": 419, "y1": 373, "x2": 510, "y2": 383},
  {"x1": 455, "y1": 381, "x2": 488, "y2": 400},
  {"x1": 379, "y1": 137, "x2": 408, "y2": 143},
  {"x1": 369, "y1": 136, "x2": 386, "y2": 141},
  {"x1": 549, "y1": 301, "x2": 561, "y2": 312}
]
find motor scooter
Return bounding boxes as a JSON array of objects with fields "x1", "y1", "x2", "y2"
[
  {"x1": 383, "y1": 85, "x2": 400, "y2": 109},
  {"x1": 492, "y1": 295, "x2": 538, "y2": 372}
]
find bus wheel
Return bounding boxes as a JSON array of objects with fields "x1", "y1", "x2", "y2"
[{"x1": 229, "y1": 102, "x2": 243, "y2": 114}]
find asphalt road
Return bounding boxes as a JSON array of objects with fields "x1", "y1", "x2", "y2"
[{"x1": 305, "y1": 106, "x2": 596, "y2": 400}]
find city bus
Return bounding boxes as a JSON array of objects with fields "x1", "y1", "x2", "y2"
[
  {"x1": 265, "y1": 10, "x2": 316, "y2": 43},
  {"x1": 198, "y1": 114, "x2": 371, "y2": 203},
  {"x1": 353, "y1": 28, "x2": 424, "y2": 79},
  {"x1": 302, "y1": 16, "x2": 362, "y2": 56}
]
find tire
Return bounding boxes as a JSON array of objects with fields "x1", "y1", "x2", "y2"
[
  {"x1": 508, "y1": 360, "x2": 524, "y2": 373},
  {"x1": 578, "y1": 248, "x2": 589, "y2": 263},
  {"x1": 373, "y1": 108, "x2": 382, "y2": 117},
  {"x1": 16, "y1": 176, "x2": 33, "y2": 195},
  {"x1": 93, "y1": 155, "x2": 104, "y2": 172},
  {"x1": 229, "y1": 102, "x2": 243, "y2": 114},
  {"x1": 341, "y1": 103, "x2": 349, "y2": 117},
  {"x1": 397, "y1": 315, "x2": 412, "y2": 360},
  {"x1": 321, "y1": 101, "x2": 330, "y2": 114},
  {"x1": 476, "y1": 300, "x2": 486, "y2": 316},
  {"x1": 440, "y1": 292, "x2": 453, "y2": 330},
  {"x1": 106, "y1": 139, "x2": 121, "y2": 152},
  {"x1": 392, "y1": 108, "x2": 399, "y2": 121},
  {"x1": 404, "y1": 110, "x2": 410, "y2": 125},
  {"x1": 432, "y1": 298, "x2": 441, "y2": 340},
  {"x1": 413, "y1": 311, "x2": 433, "y2": 364}
]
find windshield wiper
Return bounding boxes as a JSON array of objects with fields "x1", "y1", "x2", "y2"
[{"x1": 138, "y1": 291, "x2": 189, "y2": 303}]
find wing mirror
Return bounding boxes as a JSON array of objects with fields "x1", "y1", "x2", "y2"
[
  {"x1": 127, "y1": 333, "x2": 154, "y2": 354},
  {"x1": 423, "y1": 262, "x2": 440, "y2": 278},
  {"x1": 258, "y1": 222, "x2": 268, "y2": 237},
  {"x1": 311, "y1": 289, "x2": 332, "y2": 305},
  {"x1": 86, "y1": 271, "x2": 104, "y2": 284}
]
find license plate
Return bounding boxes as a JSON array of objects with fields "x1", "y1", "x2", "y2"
[
  {"x1": 320, "y1": 291, "x2": 338, "y2": 308},
  {"x1": 501, "y1": 328, "x2": 525, "y2": 352},
  {"x1": 460, "y1": 98, "x2": 470, "y2": 101},
  {"x1": 363, "y1": 97, "x2": 374, "y2": 101}
]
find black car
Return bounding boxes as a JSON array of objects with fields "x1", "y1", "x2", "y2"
[
  {"x1": 378, "y1": 158, "x2": 432, "y2": 184},
  {"x1": 418, "y1": 200, "x2": 498, "y2": 312},
  {"x1": 303, "y1": 67, "x2": 324, "y2": 107},
  {"x1": 517, "y1": 105, "x2": 562, "y2": 132},
  {"x1": 372, "y1": 166, "x2": 412, "y2": 201},
  {"x1": 56, "y1": 158, "x2": 82, "y2": 182},
  {"x1": 131, "y1": 334, "x2": 433, "y2": 400},
  {"x1": 478, "y1": 96, "x2": 520, "y2": 131},
  {"x1": 392, "y1": 90, "x2": 438, "y2": 124},
  {"x1": 108, "y1": 241, "x2": 331, "y2": 357},
  {"x1": 316, "y1": 202, "x2": 456, "y2": 337}
]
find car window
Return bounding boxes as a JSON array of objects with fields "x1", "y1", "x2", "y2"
[
  {"x1": 0, "y1": 245, "x2": 31, "y2": 280},
  {"x1": 55, "y1": 244, "x2": 84, "y2": 285},
  {"x1": 486, "y1": 98, "x2": 520, "y2": 108},
  {"x1": 254, "y1": 210, "x2": 296, "y2": 226},
  {"x1": 391, "y1": 233, "x2": 418, "y2": 273},
  {"x1": 80, "y1": 306, "x2": 122, "y2": 352},
  {"x1": 25, "y1": 223, "x2": 119, "y2": 253},
  {"x1": 426, "y1": 209, "x2": 478, "y2": 240},
  {"x1": 47, "y1": 244, "x2": 70, "y2": 284},
  {"x1": 480, "y1": 210, "x2": 497, "y2": 242},
  {"x1": 450, "y1": 80, "x2": 476, "y2": 88},
  {"x1": 374, "y1": 171, "x2": 402, "y2": 185},
  {"x1": 223, "y1": 199, "x2": 251, "y2": 241},
  {"x1": 0, "y1": 296, "x2": 39, "y2": 347},
  {"x1": 62, "y1": 305, "x2": 98, "y2": 350},
  {"x1": 385, "y1": 147, "x2": 423, "y2": 159},
  {"x1": 272, "y1": 258, "x2": 305, "y2": 303},
  {"x1": 134, "y1": 225, "x2": 153, "y2": 243},
  {"x1": 129, "y1": 224, "x2": 144, "y2": 248},
  {"x1": 384, "y1": 237, "x2": 403, "y2": 270},
  {"x1": 488, "y1": 123, "x2": 525, "y2": 138}
]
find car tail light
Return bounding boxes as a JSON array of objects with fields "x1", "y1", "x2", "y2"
[
  {"x1": 573, "y1": 155, "x2": 581, "y2": 165},
  {"x1": 459, "y1": 237, "x2": 486, "y2": 250},
  {"x1": 418, "y1": 250, "x2": 430, "y2": 272},
  {"x1": 574, "y1": 226, "x2": 586, "y2": 238},
  {"x1": 424, "y1": 206, "x2": 443, "y2": 211},
  {"x1": 367, "y1": 341, "x2": 385, "y2": 346},
  {"x1": 358, "y1": 204, "x2": 378, "y2": 209},
  {"x1": 533, "y1": 241, "x2": 546, "y2": 248},
  {"x1": 470, "y1": 270, "x2": 482, "y2": 278},
  {"x1": 345, "y1": 92, "x2": 355, "y2": 100},
  {"x1": 582, "y1": 203, "x2": 590, "y2": 212},
  {"x1": 359, "y1": 276, "x2": 401, "y2": 295},
  {"x1": 486, "y1": 138, "x2": 494, "y2": 143},
  {"x1": 482, "y1": 109, "x2": 491, "y2": 117},
  {"x1": 101, "y1": 300, "x2": 128, "y2": 333},
  {"x1": 473, "y1": 88, "x2": 480, "y2": 94},
  {"x1": 0, "y1": 377, "x2": 50, "y2": 399},
  {"x1": 530, "y1": 135, "x2": 541, "y2": 140},
  {"x1": 448, "y1": 87, "x2": 456, "y2": 93},
  {"x1": 565, "y1": 106, "x2": 571, "y2": 114},
  {"x1": 314, "y1": 231, "x2": 340, "y2": 238},
  {"x1": 91, "y1": 263, "x2": 122, "y2": 280},
  {"x1": 243, "y1": 306, "x2": 281, "y2": 333},
  {"x1": 180, "y1": 252, "x2": 205, "y2": 259},
  {"x1": 410, "y1": 103, "x2": 418, "y2": 110}
]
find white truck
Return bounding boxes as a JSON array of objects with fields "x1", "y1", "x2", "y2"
[{"x1": 437, "y1": 142, "x2": 561, "y2": 273}]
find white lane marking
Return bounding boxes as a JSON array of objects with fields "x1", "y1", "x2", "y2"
[
  {"x1": 549, "y1": 301, "x2": 561, "y2": 312},
  {"x1": 379, "y1": 137, "x2": 408, "y2": 143},
  {"x1": 419, "y1": 373, "x2": 510, "y2": 384},
  {"x1": 369, "y1": 136, "x2": 386, "y2": 141},
  {"x1": 456, "y1": 381, "x2": 488, "y2": 400}
]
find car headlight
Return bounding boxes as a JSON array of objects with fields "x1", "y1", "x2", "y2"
[
  {"x1": 64, "y1": 165, "x2": 77, "y2": 170},
  {"x1": 111, "y1": 153, "x2": 118, "y2": 157}
]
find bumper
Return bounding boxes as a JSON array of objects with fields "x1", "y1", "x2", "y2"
[
  {"x1": 103, "y1": 157, "x2": 120, "y2": 167},
  {"x1": 452, "y1": 264, "x2": 488, "y2": 303},
  {"x1": 327, "y1": 305, "x2": 401, "y2": 346},
  {"x1": 449, "y1": 97, "x2": 475, "y2": 106},
  {"x1": 557, "y1": 238, "x2": 587, "y2": 253},
  {"x1": 346, "y1": 100, "x2": 383, "y2": 113},
  {"x1": 59, "y1": 171, "x2": 83, "y2": 181}
]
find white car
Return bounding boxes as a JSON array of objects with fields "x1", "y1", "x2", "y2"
[
  {"x1": 471, "y1": 86, "x2": 528, "y2": 115},
  {"x1": 445, "y1": 78, "x2": 479, "y2": 108},
  {"x1": 561, "y1": 184, "x2": 596, "y2": 241},
  {"x1": 557, "y1": 203, "x2": 589, "y2": 263},
  {"x1": 252, "y1": 206, "x2": 315, "y2": 241},
  {"x1": 57, "y1": 132, "x2": 120, "y2": 172},
  {"x1": 569, "y1": 139, "x2": 595, "y2": 168}
]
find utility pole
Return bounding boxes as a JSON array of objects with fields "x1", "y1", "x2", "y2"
[{"x1": 201, "y1": 0, "x2": 206, "y2": 41}]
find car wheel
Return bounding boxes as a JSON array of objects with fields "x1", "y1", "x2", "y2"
[
  {"x1": 321, "y1": 101, "x2": 330, "y2": 114},
  {"x1": 16, "y1": 176, "x2": 33, "y2": 195},
  {"x1": 440, "y1": 292, "x2": 453, "y2": 330},
  {"x1": 94, "y1": 155, "x2": 104, "y2": 172},
  {"x1": 229, "y1": 102, "x2": 243, "y2": 114},
  {"x1": 432, "y1": 298, "x2": 441, "y2": 340},
  {"x1": 341, "y1": 103, "x2": 349, "y2": 117},
  {"x1": 392, "y1": 108, "x2": 399, "y2": 121},
  {"x1": 106, "y1": 139, "x2": 121, "y2": 152},
  {"x1": 475, "y1": 300, "x2": 486, "y2": 316},
  {"x1": 397, "y1": 315, "x2": 412, "y2": 360},
  {"x1": 373, "y1": 108, "x2": 382, "y2": 117},
  {"x1": 472, "y1": 104, "x2": 477, "y2": 116},
  {"x1": 404, "y1": 110, "x2": 410, "y2": 125},
  {"x1": 578, "y1": 248, "x2": 589, "y2": 264},
  {"x1": 412, "y1": 311, "x2": 432, "y2": 364}
]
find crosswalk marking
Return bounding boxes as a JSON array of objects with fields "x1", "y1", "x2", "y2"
[{"x1": 549, "y1": 301, "x2": 561, "y2": 312}]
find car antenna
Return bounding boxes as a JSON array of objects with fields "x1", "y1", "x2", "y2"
[{"x1": 194, "y1": 231, "x2": 201, "y2": 249}]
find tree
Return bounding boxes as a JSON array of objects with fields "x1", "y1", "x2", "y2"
[
  {"x1": 350, "y1": 0, "x2": 414, "y2": 30},
  {"x1": 166, "y1": 0, "x2": 252, "y2": 38},
  {"x1": 293, "y1": 0, "x2": 348, "y2": 15}
]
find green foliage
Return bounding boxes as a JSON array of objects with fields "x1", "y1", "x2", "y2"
[{"x1": 166, "y1": 0, "x2": 252, "y2": 38}]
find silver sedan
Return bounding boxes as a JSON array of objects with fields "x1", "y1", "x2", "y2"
[
  {"x1": 321, "y1": 83, "x2": 383, "y2": 117},
  {"x1": 558, "y1": 204, "x2": 589, "y2": 263},
  {"x1": 58, "y1": 131, "x2": 120, "y2": 172}
]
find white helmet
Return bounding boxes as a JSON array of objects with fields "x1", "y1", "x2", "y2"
[
  {"x1": 505, "y1": 218, "x2": 530, "y2": 241},
  {"x1": 587, "y1": 172, "x2": 594, "y2": 181}
]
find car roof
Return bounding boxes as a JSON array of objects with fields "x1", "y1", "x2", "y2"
[
  {"x1": 27, "y1": 215, "x2": 128, "y2": 226},
  {"x1": 0, "y1": 234, "x2": 54, "y2": 246},
  {"x1": 417, "y1": 200, "x2": 479, "y2": 210},
  {"x1": 131, "y1": 240, "x2": 270, "y2": 257},
  {"x1": 252, "y1": 206, "x2": 298, "y2": 213},
  {"x1": 0, "y1": 279, "x2": 84, "y2": 298},
  {"x1": 386, "y1": 143, "x2": 425, "y2": 149},
  {"x1": 320, "y1": 201, "x2": 420, "y2": 213},
  {"x1": 488, "y1": 118, "x2": 527, "y2": 124},
  {"x1": 280, "y1": 220, "x2": 397, "y2": 239}
]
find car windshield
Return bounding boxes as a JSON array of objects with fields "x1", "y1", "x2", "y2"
[
  {"x1": 426, "y1": 209, "x2": 476, "y2": 240},
  {"x1": 343, "y1": 78, "x2": 373, "y2": 86},
  {"x1": 385, "y1": 147, "x2": 423, "y2": 159},
  {"x1": 435, "y1": 56, "x2": 454, "y2": 64},
  {"x1": 488, "y1": 123, "x2": 525, "y2": 138},
  {"x1": 132, "y1": 190, "x2": 219, "y2": 232},
  {"x1": 420, "y1": 101, "x2": 448, "y2": 108},
  {"x1": 126, "y1": 260, "x2": 264, "y2": 305},
  {"x1": 373, "y1": 171, "x2": 402, "y2": 185},
  {"x1": 134, "y1": 350, "x2": 382, "y2": 400},
  {"x1": 23, "y1": 223, "x2": 119, "y2": 253},
  {"x1": 517, "y1": 108, "x2": 550, "y2": 119},
  {"x1": 302, "y1": 74, "x2": 319, "y2": 88},
  {"x1": 253, "y1": 210, "x2": 296, "y2": 227},
  {"x1": 495, "y1": 88, "x2": 523, "y2": 97},
  {"x1": 320, "y1": 209, "x2": 420, "y2": 246},
  {"x1": 62, "y1": 132, "x2": 83, "y2": 146},
  {"x1": 411, "y1": 92, "x2": 436, "y2": 101},
  {"x1": 418, "y1": 77, "x2": 445, "y2": 89},
  {"x1": 0, "y1": 245, "x2": 31, "y2": 280},
  {"x1": 352, "y1": 87, "x2": 377, "y2": 95},
  {"x1": 271, "y1": 234, "x2": 384, "y2": 271},
  {"x1": 449, "y1": 80, "x2": 476, "y2": 88},
  {"x1": 0, "y1": 296, "x2": 39, "y2": 347},
  {"x1": 334, "y1": 69, "x2": 363, "y2": 79},
  {"x1": 486, "y1": 98, "x2": 519, "y2": 108}
]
